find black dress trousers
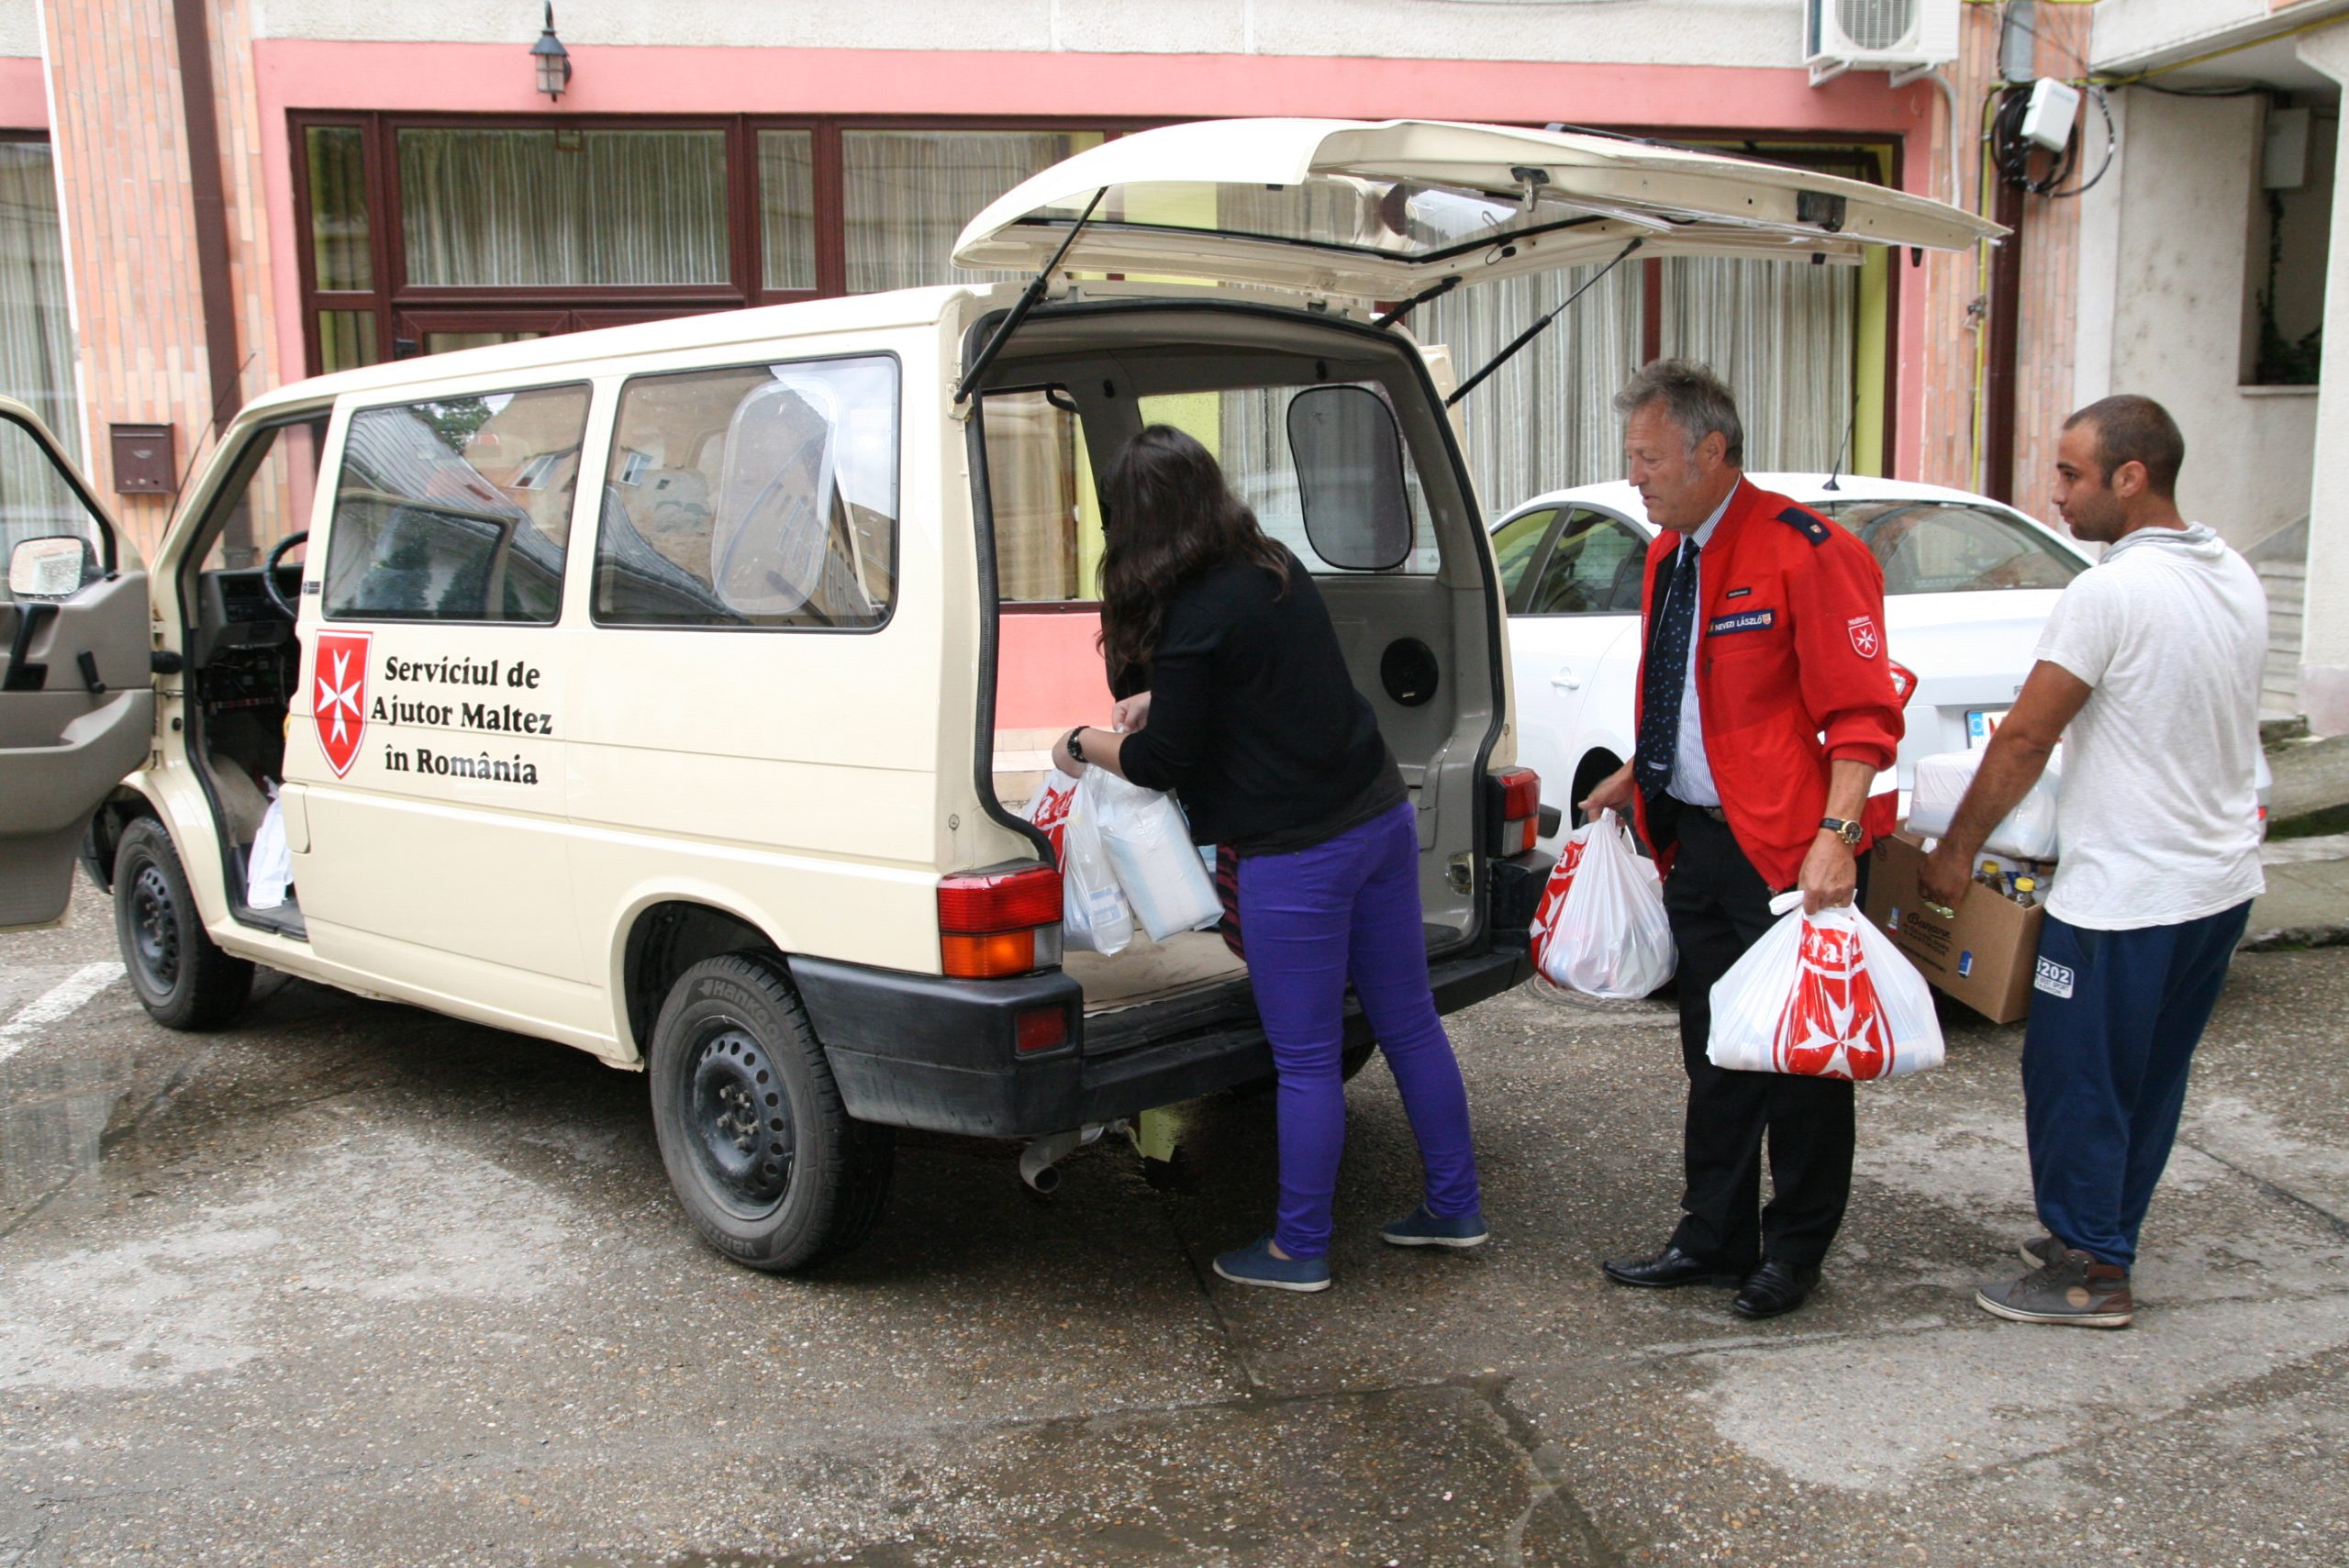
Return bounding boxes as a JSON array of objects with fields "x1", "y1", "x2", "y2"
[{"x1": 1651, "y1": 801, "x2": 1857, "y2": 1273}]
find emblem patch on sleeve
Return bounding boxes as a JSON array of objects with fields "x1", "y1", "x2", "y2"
[{"x1": 1846, "y1": 615, "x2": 1881, "y2": 659}]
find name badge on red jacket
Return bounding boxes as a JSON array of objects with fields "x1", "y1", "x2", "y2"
[{"x1": 1708, "y1": 607, "x2": 1776, "y2": 637}]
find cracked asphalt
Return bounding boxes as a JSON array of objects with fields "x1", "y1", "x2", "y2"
[{"x1": 4, "y1": 884, "x2": 2346, "y2": 1565}]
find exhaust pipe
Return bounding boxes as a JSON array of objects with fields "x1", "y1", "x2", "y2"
[{"x1": 1019, "y1": 1122, "x2": 1113, "y2": 1193}]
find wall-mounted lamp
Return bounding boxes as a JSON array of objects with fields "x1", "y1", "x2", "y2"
[{"x1": 531, "y1": 4, "x2": 573, "y2": 102}]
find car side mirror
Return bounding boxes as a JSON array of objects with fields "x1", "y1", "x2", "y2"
[{"x1": 7, "y1": 535, "x2": 96, "y2": 598}]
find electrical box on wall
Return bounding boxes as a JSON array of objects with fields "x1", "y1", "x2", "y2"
[
  {"x1": 109, "y1": 424, "x2": 175, "y2": 495},
  {"x1": 2021, "y1": 80, "x2": 2083, "y2": 154},
  {"x1": 2265, "y1": 106, "x2": 2312, "y2": 190},
  {"x1": 1805, "y1": 0, "x2": 1963, "y2": 87}
]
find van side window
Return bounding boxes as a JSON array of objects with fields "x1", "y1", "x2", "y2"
[
  {"x1": 1141, "y1": 384, "x2": 1440, "y2": 575},
  {"x1": 592, "y1": 354, "x2": 898, "y2": 629},
  {"x1": 321, "y1": 384, "x2": 590, "y2": 624}
]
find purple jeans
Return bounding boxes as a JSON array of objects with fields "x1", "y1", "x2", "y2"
[{"x1": 1237, "y1": 800, "x2": 1482, "y2": 1259}]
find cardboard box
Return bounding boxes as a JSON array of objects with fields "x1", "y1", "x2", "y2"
[{"x1": 1864, "y1": 833, "x2": 2044, "y2": 1024}]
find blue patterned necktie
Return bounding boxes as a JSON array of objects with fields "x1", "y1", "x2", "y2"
[{"x1": 1635, "y1": 539, "x2": 1699, "y2": 800}]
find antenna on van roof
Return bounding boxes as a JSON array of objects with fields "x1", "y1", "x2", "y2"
[
  {"x1": 953, "y1": 187, "x2": 1108, "y2": 406},
  {"x1": 1445, "y1": 237, "x2": 1642, "y2": 409}
]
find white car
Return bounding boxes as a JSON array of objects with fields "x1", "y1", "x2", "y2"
[{"x1": 1490, "y1": 473, "x2": 2096, "y2": 850}]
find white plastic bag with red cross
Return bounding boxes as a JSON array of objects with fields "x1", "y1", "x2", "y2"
[
  {"x1": 1023, "y1": 771, "x2": 1135, "y2": 955},
  {"x1": 1528, "y1": 809, "x2": 1676, "y2": 999},
  {"x1": 1707, "y1": 892, "x2": 1944, "y2": 1080}
]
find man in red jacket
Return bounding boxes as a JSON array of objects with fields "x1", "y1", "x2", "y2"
[{"x1": 1581, "y1": 360, "x2": 1902, "y2": 1320}]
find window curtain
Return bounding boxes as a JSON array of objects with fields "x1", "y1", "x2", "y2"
[
  {"x1": 841, "y1": 131, "x2": 1085, "y2": 294},
  {"x1": 399, "y1": 128, "x2": 729, "y2": 287},
  {"x1": 1659, "y1": 256, "x2": 1857, "y2": 475},
  {"x1": 1417, "y1": 260, "x2": 1643, "y2": 519},
  {"x1": 0, "y1": 141, "x2": 79, "y2": 462}
]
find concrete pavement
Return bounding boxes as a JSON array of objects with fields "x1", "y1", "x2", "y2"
[
  {"x1": 3, "y1": 884, "x2": 2346, "y2": 1565},
  {"x1": 2245, "y1": 832, "x2": 2349, "y2": 950}
]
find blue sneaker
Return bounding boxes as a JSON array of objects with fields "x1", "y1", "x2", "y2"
[
  {"x1": 1381, "y1": 1205, "x2": 1489, "y2": 1249},
  {"x1": 1212, "y1": 1234, "x2": 1331, "y2": 1293}
]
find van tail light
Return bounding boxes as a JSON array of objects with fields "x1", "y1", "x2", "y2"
[
  {"x1": 1486, "y1": 767, "x2": 1542, "y2": 858},
  {"x1": 1887, "y1": 660, "x2": 1919, "y2": 704},
  {"x1": 939, "y1": 865, "x2": 1063, "y2": 979}
]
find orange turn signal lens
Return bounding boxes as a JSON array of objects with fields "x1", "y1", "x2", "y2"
[{"x1": 941, "y1": 929, "x2": 1038, "y2": 980}]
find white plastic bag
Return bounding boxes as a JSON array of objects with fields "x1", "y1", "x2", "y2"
[
  {"x1": 1023, "y1": 772, "x2": 1133, "y2": 955},
  {"x1": 1529, "y1": 809, "x2": 1675, "y2": 998},
  {"x1": 1084, "y1": 769, "x2": 1219, "y2": 942},
  {"x1": 1906, "y1": 746, "x2": 2064, "y2": 860},
  {"x1": 1708, "y1": 892, "x2": 1944, "y2": 1081},
  {"x1": 247, "y1": 783, "x2": 292, "y2": 911}
]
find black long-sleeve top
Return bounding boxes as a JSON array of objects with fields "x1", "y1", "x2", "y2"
[{"x1": 1111, "y1": 546, "x2": 1405, "y2": 853}]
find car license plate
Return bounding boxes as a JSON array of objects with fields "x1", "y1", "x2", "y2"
[{"x1": 1966, "y1": 708, "x2": 2009, "y2": 748}]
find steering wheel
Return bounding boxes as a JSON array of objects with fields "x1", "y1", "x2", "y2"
[{"x1": 262, "y1": 531, "x2": 308, "y2": 621}]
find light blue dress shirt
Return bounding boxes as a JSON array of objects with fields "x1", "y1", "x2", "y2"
[{"x1": 1668, "y1": 485, "x2": 1738, "y2": 807}]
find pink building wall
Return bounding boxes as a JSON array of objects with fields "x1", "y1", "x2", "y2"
[{"x1": 252, "y1": 40, "x2": 1947, "y2": 479}]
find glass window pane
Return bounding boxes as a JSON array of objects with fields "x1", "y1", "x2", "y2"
[
  {"x1": 983, "y1": 390, "x2": 1096, "y2": 603},
  {"x1": 594, "y1": 355, "x2": 898, "y2": 629},
  {"x1": 203, "y1": 417, "x2": 329, "y2": 571},
  {"x1": 423, "y1": 328, "x2": 546, "y2": 355},
  {"x1": 0, "y1": 140, "x2": 81, "y2": 462},
  {"x1": 1660, "y1": 255, "x2": 1854, "y2": 473},
  {"x1": 399, "y1": 128, "x2": 729, "y2": 287},
  {"x1": 1419, "y1": 260, "x2": 1642, "y2": 519},
  {"x1": 324, "y1": 384, "x2": 591, "y2": 624},
  {"x1": 0, "y1": 416, "x2": 102, "y2": 569},
  {"x1": 305, "y1": 125, "x2": 373, "y2": 292},
  {"x1": 317, "y1": 309, "x2": 380, "y2": 373},
  {"x1": 842, "y1": 130, "x2": 1094, "y2": 294},
  {"x1": 1491, "y1": 507, "x2": 1553, "y2": 606},
  {"x1": 759, "y1": 130, "x2": 816, "y2": 291},
  {"x1": 1168, "y1": 384, "x2": 1439, "y2": 575},
  {"x1": 1528, "y1": 511, "x2": 1647, "y2": 615}
]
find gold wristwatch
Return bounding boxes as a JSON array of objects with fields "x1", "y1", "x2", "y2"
[{"x1": 1820, "y1": 816, "x2": 1864, "y2": 847}]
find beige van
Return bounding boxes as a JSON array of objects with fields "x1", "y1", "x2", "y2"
[{"x1": 0, "y1": 120, "x2": 1994, "y2": 1270}]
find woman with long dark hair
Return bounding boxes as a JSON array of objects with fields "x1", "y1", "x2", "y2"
[{"x1": 1051, "y1": 424, "x2": 1484, "y2": 1292}]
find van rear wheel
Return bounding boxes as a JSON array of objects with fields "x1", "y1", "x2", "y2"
[
  {"x1": 112, "y1": 817, "x2": 254, "y2": 1030},
  {"x1": 647, "y1": 954, "x2": 894, "y2": 1273}
]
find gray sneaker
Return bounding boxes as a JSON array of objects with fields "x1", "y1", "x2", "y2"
[
  {"x1": 2018, "y1": 1232, "x2": 2062, "y2": 1270},
  {"x1": 1976, "y1": 1248, "x2": 2134, "y2": 1329}
]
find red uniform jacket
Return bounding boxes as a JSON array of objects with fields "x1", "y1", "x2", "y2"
[{"x1": 1630, "y1": 478, "x2": 1903, "y2": 891}]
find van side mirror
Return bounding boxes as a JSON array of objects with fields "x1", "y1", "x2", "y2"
[
  {"x1": 7, "y1": 535, "x2": 97, "y2": 597},
  {"x1": 1286, "y1": 384, "x2": 1413, "y2": 572}
]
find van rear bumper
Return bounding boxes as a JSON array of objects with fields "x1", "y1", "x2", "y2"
[{"x1": 790, "y1": 917, "x2": 1536, "y2": 1140}]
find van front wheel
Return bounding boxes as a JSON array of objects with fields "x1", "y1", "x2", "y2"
[
  {"x1": 647, "y1": 954, "x2": 894, "y2": 1273},
  {"x1": 113, "y1": 817, "x2": 254, "y2": 1030}
]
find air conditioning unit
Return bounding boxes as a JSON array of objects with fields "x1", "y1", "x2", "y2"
[{"x1": 1806, "y1": 0, "x2": 1962, "y2": 86}]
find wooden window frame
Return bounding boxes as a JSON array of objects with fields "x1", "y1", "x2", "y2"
[{"x1": 289, "y1": 112, "x2": 1157, "y2": 376}]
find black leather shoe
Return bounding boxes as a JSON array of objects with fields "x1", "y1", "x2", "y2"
[
  {"x1": 1731, "y1": 1259, "x2": 1822, "y2": 1319},
  {"x1": 1602, "y1": 1245, "x2": 1746, "y2": 1289}
]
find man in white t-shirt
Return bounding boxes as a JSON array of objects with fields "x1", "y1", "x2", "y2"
[{"x1": 1921, "y1": 395, "x2": 2266, "y2": 1330}]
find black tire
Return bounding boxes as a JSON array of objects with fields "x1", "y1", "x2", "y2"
[
  {"x1": 647, "y1": 953, "x2": 894, "y2": 1273},
  {"x1": 1341, "y1": 1039, "x2": 1377, "y2": 1083},
  {"x1": 112, "y1": 817, "x2": 254, "y2": 1030}
]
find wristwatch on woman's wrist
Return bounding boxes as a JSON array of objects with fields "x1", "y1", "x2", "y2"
[{"x1": 1065, "y1": 726, "x2": 1088, "y2": 765}]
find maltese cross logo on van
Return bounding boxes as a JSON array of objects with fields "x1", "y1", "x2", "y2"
[{"x1": 313, "y1": 629, "x2": 372, "y2": 777}]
